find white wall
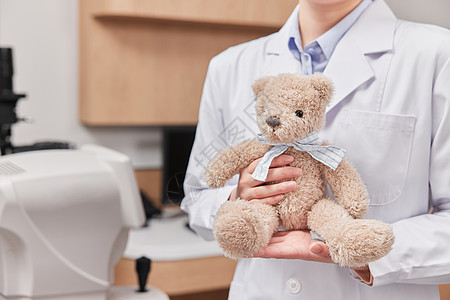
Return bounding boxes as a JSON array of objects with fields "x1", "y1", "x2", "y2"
[
  {"x1": 385, "y1": 0, "x2": 450, "y2": 28},
  {"x1": 0, "y1": 0, "x2": 162, "y2": 169},
  {"x1": 0, "y1": 0, "x2": 448, "y2": 169}
]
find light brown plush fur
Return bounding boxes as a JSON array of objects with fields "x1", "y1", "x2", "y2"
[{"x1": 205, "y1": 73, "x2": 394, "y2": 268}]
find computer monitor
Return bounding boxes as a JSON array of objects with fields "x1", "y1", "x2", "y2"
[{"x1": 161, "y1": 126, "x2": 196, "y2": 205}]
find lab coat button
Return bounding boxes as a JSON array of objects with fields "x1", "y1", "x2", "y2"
[{"x1": 286, "y1": 278, "x2": 302, "y2": 294}]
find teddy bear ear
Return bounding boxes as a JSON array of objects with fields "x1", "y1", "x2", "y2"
[
  {"x1": 252, "y1": 76, "x2": 272, "y2": 98},
  {"x1": 310, "y1": 74, "x2": 334, "y2": 105}
]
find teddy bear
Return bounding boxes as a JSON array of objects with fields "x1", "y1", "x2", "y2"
[{"x1": 204, "y1": 73, "x2": 394, "y2": 268}]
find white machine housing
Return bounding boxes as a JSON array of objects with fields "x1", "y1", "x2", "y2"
[{"x1": 0, "y1": 145, "x2": 145, "y2": 299}]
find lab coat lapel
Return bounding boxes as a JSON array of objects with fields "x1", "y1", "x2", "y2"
[
  {"x1": 262, "y1": 5, "x2": 301, "y2": 76},
  {"x1": 324, "y1": 0, "x2": 396, "y2": 112},
  {"x1": 262, "y1": 51, "x2": 300, "y2": 76},
  {"x1": 323, "y1": 37, "x2": 374, "y2": 112},
  {"x1": 261, "y1": 0, "x2": 396, "y2": 109}
]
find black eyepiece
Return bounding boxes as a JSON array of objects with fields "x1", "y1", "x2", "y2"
[{"x1": 0, "y1": 48, "x2": 14, "y2": 93}]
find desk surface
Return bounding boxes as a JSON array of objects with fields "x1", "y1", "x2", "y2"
[
  {"x1": 116, "y1": 209, "x2": 236, "y2": 296},
  {"x1": 123, "y1": 209, "x2": 223, "y2": 261}
]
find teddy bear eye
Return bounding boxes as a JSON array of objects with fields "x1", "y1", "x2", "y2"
[{"x1": 295, "y1": 110, "x2": 303, "y2": 118}]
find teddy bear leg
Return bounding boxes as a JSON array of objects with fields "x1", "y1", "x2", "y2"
[
  {"x1": 213, "y1": 199, "x2": 279, "y2": 260},
  {"x1": 307, "y1": 198, "x2": 394, "y2": 268}
]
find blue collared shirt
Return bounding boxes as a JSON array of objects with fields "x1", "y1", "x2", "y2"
[{"x1": 288, "y1": 0, "x2": 372, "y2": 75}]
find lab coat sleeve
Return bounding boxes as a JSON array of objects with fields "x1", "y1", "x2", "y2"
[
  {"x1": 180, "y1": 58, "x2": 236, "y2": 241},
  {"x1": 369, "y1": 53, "x2": 450, "y2": 286}
]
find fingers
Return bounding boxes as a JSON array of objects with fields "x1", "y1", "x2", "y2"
[
  {"x1": 243, "y1": 181, "x2": 297, "y2": 203},
  {"x1": 249, "y1": 194, "x2": 284, "y2": 205},
  {"x1": 253, "y1": 231, "x2": 333, "y2": 263},
  {"x1": 237, "y1": 154, "x2": 300, "y2": 202},
  {"x1": 240, "y1": 165, "x2": 300, "y2": 188},
  {"x1": 309, "y1": 242, "x2": 331, "y2": 261},
  {"x1": 246, "y1": 154, "x2": 295, "y2": 174},
  {"x1": 265, "y1": 166, "x2": 301, "y2": 182},
  {"x1": 310, "y1": 242, "x2": 325, "y2": 254}
]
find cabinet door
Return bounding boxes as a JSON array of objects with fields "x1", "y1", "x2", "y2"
[{"x1": 79, "y1": 0, "x2": 297, "y2": 126}]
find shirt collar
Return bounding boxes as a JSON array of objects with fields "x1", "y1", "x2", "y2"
[{"x1": 289, "y1": 0, "x2": 373, "y2": 60}]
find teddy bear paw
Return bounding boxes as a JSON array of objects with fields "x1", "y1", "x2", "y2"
[
  {"x1": 213, "y1": 200, "x2": 279, "y2": 259},
  {"x1": 326, "y1": 219, "x2": 394, "y2": 268}
]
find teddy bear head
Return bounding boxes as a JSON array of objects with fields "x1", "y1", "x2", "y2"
[{"x1": 252, "y1": 73, "x2": 334, "y2": 144}]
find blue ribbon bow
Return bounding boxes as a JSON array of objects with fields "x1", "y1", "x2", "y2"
[{"x1": 252, "y1": 131, "x2": 346, "y2": 182}]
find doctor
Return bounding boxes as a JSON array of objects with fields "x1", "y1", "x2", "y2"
[{"x1": 181, "y1": 0, "x2": 450, "y2": 299}]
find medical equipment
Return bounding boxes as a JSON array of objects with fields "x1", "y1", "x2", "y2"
[
  {"x1": 0, "y1": 145, "x2": 168, "y2": 299},
  {"x1": 0, "y1": 47, "x2": 72, "y2": 155}
]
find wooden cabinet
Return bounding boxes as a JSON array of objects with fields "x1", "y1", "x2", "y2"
[
  {"x1": 79, "y1": 0, "x2": 297, "y2": 126},
  {"x1": 114, "y1": 256, "x2": 237, "y2": 296}
]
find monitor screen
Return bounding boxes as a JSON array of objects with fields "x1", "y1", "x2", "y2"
[{"x1": 162, "y1": 126, "x2": 196, "y2": 205}]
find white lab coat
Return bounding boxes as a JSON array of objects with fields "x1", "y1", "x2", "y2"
[{"x1": 181, "y1": 0, "x2": 450, "y2": 299}]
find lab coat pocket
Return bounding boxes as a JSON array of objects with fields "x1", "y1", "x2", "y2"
[{"x1": 336, "y1": 110, "x2": 416, "y2": 206}]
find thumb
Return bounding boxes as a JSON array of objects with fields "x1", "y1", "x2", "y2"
[{"x1": 310, "y1": 242, "x2": 326, "y2": 255}]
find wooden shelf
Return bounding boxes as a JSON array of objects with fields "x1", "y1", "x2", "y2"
[
  {"x1": 79, "y1": 0, "x2": 297, "y2": 126},
  {"x1": 90, "y1": 0, "x2": 295, "y2": 29}
]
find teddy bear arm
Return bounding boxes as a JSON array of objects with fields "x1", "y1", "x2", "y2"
[
  {"x1": 322, "y1": 158, "x2": 369, "y2": 219},
  {"x1": 205, "y1": 139, "x2": 269, "y2": 188}
]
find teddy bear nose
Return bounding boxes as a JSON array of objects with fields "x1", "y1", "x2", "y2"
[{"x1": 266, "y1": 116, "x2": 281, "y2": 128}]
